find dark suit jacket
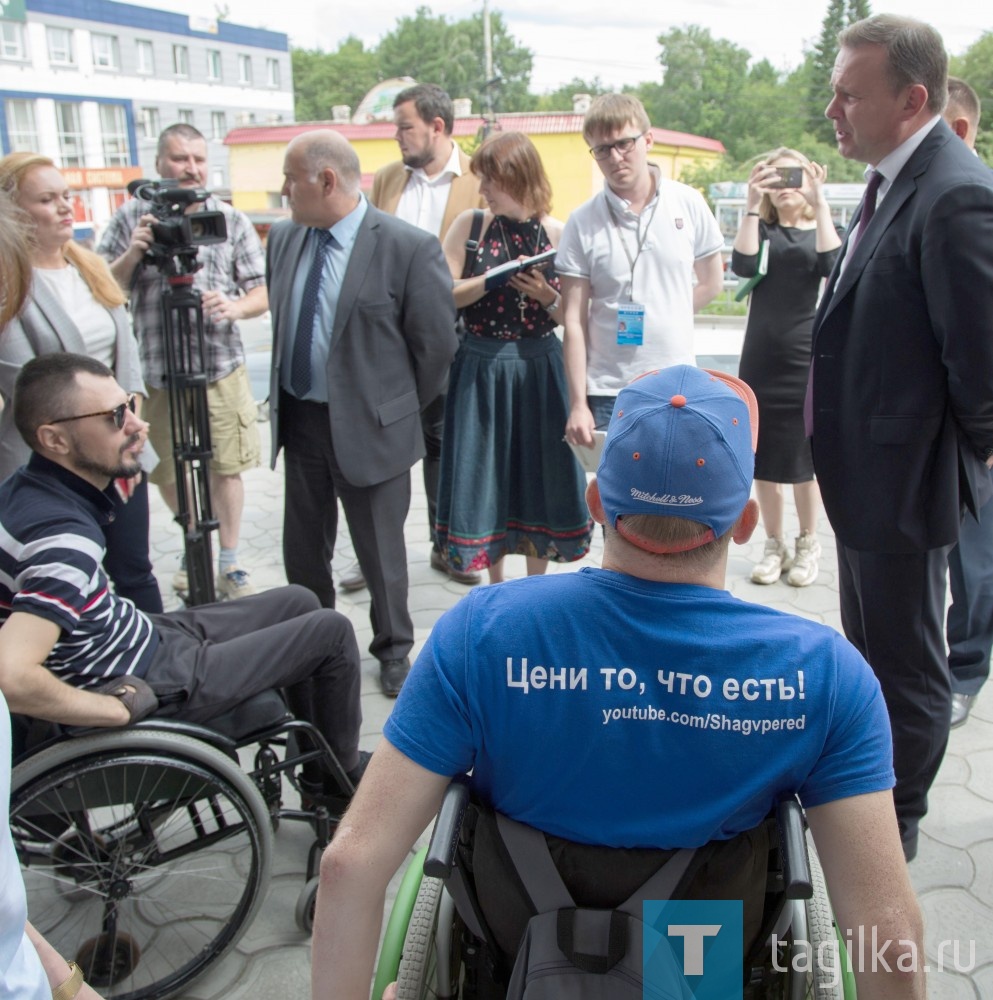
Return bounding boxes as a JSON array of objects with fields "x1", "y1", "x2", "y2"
[
  {"x1": 810, "y1": 119, "x2": 993, "y2": 553},
  {"x1": 265, "y1": 205, "x2": 458, "y2": 489}
]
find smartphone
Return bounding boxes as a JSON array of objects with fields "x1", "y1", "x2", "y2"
[{"x1": 772, "y1": 166, "x2": 804, "y2": 188}]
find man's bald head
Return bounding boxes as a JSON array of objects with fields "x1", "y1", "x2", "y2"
[{"x1": 281, "y1": 129, "x2": 361, "y2": 227}]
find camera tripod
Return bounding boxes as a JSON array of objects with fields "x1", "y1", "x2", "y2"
[{"x1": 157, "y1": 252, "x2": 218, "y2": 606}]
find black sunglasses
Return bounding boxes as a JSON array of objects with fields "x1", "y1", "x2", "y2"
[{"x1": 50, "y1": 394, "x2": 137, "y2": 430}]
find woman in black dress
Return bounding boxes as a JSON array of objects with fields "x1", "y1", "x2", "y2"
[{"x1": 732, "y1": 148, "x2": 842, "y2": 587}]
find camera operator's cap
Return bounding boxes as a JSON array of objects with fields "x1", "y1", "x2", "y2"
[{"x1": 596, "y1": 366, "x2": 758, "y2": 554}]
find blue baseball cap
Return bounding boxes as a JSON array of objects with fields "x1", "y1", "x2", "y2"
[{"x1": 596, "y1": 366, "x2": 758, "y2": 553}]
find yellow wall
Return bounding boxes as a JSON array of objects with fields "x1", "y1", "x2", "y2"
[{"x1": 228, "y1": 131, "x2": 722, "y2": 218}]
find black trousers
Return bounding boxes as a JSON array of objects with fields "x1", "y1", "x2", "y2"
[
  {"x1": 947, "y1": 484, "x2": 993, "y2": 695},
  {"x1": 837, "y1": 544, "x2": 952, "y2": 835},
  {"x1": 148, "y1": 585, "x2": 362, "y2": 774},
  {"x1": 279, "y1": 392, "x2": 414, "y2": 662},
  {"x1": 421, "y1": 392, "x2": 445, "y2": 550}
]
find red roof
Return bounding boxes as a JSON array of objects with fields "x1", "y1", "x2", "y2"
[{"x1": 224, "y1": 113, "x2": 725, "y2": 154}]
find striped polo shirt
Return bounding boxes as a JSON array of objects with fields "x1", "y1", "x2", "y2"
[{"x1": 0, "y1": 453, "x2": 159, "y2": 686}]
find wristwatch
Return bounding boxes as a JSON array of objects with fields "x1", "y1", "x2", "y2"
[
  {"x1": 52, "y1": 962, "x2": 84, "y2": 1000},
  {"x1": 546, "y1": 292, "x2": 562, "y2": 315}
]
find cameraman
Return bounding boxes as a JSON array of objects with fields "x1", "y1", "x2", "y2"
[{"x1": 99, "y1": 123, "x2": 267, "y2": 599}]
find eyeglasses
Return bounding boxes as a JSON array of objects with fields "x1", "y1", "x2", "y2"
[
  {"x1": 588, "y1": 133, "x2": 646, "y2": 161},
  {"x1": 51, "y1": 394, "x2": 137, "y2": 430}
]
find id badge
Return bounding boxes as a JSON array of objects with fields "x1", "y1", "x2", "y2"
[{"x1": 617, "y1": 303, "x2": 645, "y2": 346}]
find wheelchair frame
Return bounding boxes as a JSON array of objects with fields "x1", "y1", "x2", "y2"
[
  {"x1": 9, "y1": 696, "x2": 354, "y2": 1000},
  {"x1": 375, "y1": 782, "x2": 857, "y2": 1000}
]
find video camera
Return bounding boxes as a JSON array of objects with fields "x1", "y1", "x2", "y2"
[{"x1": 127, "y1": 179, "x2": 227, "y2": 267}]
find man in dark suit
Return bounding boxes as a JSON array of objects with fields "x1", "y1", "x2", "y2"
[
  {"x1": 941, "y1": 77, "x2": 993, "y2": 728},
  {"x1": 266, "y1": 130, "x2": 458, "y2": 697},
  {"x1": 810, "y1": 15, "x2": 993, "y2": 860}
]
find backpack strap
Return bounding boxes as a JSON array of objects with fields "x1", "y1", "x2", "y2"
[
  {"x1": 462, "y1": 209, "x2": 485, "y2": 279},
  {"x1": 494, "y1": 812, "x2": 576, "y2": 911},
  {"x1": 616, "y1": 847, "x2": 697, "y2": 918}
]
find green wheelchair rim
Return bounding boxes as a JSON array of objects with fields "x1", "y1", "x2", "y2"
[
  {"x1": 371, "y1": 845, "x2": 428, "y2": 1000},
  {"x1": 837, "y1": 925, "x2": 858, "y2": 997}
]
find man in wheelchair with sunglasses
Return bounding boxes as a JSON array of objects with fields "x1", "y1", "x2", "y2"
[
  {"x1": 313, "y1": 365, "x2": 925, "y2": 999},
  {"x1": 0, "y1": 353, "x2": 367, "y2": 807}
]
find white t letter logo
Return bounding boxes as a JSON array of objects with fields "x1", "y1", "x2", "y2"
[{"x1": 667, "y1": 924, "x2": 722, "y2": 976}]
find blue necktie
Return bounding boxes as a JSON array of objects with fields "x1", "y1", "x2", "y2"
[{"x1": 290, "y1": 229, "x2": 334, "y2": 397}]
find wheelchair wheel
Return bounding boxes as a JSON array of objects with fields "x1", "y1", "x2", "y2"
[
  {"x1": 396, "y1": 876, "x2": 463, "y2": 1000},
  {"x1": 11, "y1": 729, "x2": 273, "y2": 1000},
  {"x1": 784, "y1": 834, "x2": 849, "y2": 999}
]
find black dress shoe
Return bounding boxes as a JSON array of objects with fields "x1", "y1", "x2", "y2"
[
  {"x1": 298, "y1": 750, "x2": 373, "y2": 811},
  {"x1": 950, "y1": 692, "x2": 975, "y2": 729},
  {"x1": 380, "y1": 657, "x2": 410, "y2": 698}
]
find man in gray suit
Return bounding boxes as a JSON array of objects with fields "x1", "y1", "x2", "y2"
[{"x1": 266, "y1": 130, "x2": 457, "y2": 697}]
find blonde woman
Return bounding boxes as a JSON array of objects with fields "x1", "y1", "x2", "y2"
[
  {"x1": 732, "y1": 148, "x2": 842, "y2": 588},
  {"x1": 0, "y1": 152, "x2": 161, "y2": 612}
]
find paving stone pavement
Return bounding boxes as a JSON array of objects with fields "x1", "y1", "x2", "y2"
[{"x1": 146, "y1": 420, "x2": 992, "y2": 999}]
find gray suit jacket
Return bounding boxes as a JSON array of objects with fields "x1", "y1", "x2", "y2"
[
  {"x1": 266, "y1": 204, "x2": 458, "y2": 488},
  {"x1": 0, "y1": 276, "x2": 145, "y2": 480}
]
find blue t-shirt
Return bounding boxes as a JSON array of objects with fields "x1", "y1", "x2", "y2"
[{"x1": 385, "y1": 568, "x2": 894, "y2": 848}]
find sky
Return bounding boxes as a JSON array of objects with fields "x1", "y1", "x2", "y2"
[{"x1": 151, "y1": 1, "x2": 988, "y2": 95}]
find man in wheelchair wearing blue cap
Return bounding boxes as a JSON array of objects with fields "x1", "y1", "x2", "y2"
[
  {"x1": 0, "y1": 353, "x2": 366, "y2": 806},
  {"x1": 313, "y1": 365, "x2": 924, "y2": 999}
]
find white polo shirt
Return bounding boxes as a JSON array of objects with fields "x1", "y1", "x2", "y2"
[{"x1": 557, "y1": 171, "x2": 723, "y2": 396}]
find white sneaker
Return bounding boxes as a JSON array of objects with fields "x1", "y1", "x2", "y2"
[
  {"x1": 787, "y1": 534, "x2": 822, "y2": 588},
  {"x1": 751, "y1": 538, "x2": 791, "y2": 585},
  {"x1": 216, "y1": 566, "x2": 256, "y2": 600}
]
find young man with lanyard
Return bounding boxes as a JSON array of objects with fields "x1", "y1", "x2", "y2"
[{"x1": 558, "y1": 94, "x2": 725, "y2": 450}]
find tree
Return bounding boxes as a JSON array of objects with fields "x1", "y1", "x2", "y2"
[
  {"x1": 635, "y1": 26, "x2": 754, "y2": 159},
  {"x1": 376, "y1": 7, "x2": 533, "y2": 114},
  {"x1": 531, "y1": 77, "x2": 610, "y2": 113},
  {"x1": 804, "y1": 0, "x2": 873, "y2": 144},
  {"x1": 951, "y1": 31, "x2": 993, "y2": 163},
  {"x1": 292, "y1": 38, "x2": 380, "y2": 122}
]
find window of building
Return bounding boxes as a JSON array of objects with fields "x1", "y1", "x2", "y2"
[
  {"x1": 266, "y1": 58, "x2": 280, "y2": 88},
  {"x1": 135, "y1": 38, "x2": 154, "y2": 75},
  {"x1": 99, "y1": 104, "x2": 130, "y2": 166},
  {"x1": 210, "y1": 111, "x2": 227, "y2": 140},
  {"x1": 47, "y1": 27, "x2": 75, "y2": 66},
  {"x1": 178, "y1": 108, "x2": 195, "y2": 125},
  {"x1": 172, "y1": 44, "x2": 188, "y2": 76},
  {"x1": 138, "y1": 106, "x2": 161, "y2": 141},
  {"x1": 1, "y1": 21, "x2": 27, "y2": 60},
  {"x1": 91, "y1": 33, "x2": 119, "y2": 70},
  {"x1": 56, "y1": 102, "x2": 85, "y2": 166},
  {"x1": 5, "y1": 99, "x2": 38, "y2": 151},
  {"x1": 238, "y1": 53, "x2": 252, "y2": 85},
  {"x1": 206, "y1": 48, "x2": 221, "y2": 81}
]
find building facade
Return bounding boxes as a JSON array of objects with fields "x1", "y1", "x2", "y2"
[
  {"x1": 224, "y1": 113, "x2": 726, "y2": 225},
  {"x1": 0, "y1": 0, "x2": 292, "y2": 237}
]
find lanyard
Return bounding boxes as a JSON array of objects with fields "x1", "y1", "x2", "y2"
[{"x1": 604, "y1": 186, "x2": 661, "y2": 300}]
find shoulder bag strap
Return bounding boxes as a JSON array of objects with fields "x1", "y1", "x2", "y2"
[{"x1": 462, "y1": 209, "x2": 484, "y2": 279}]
